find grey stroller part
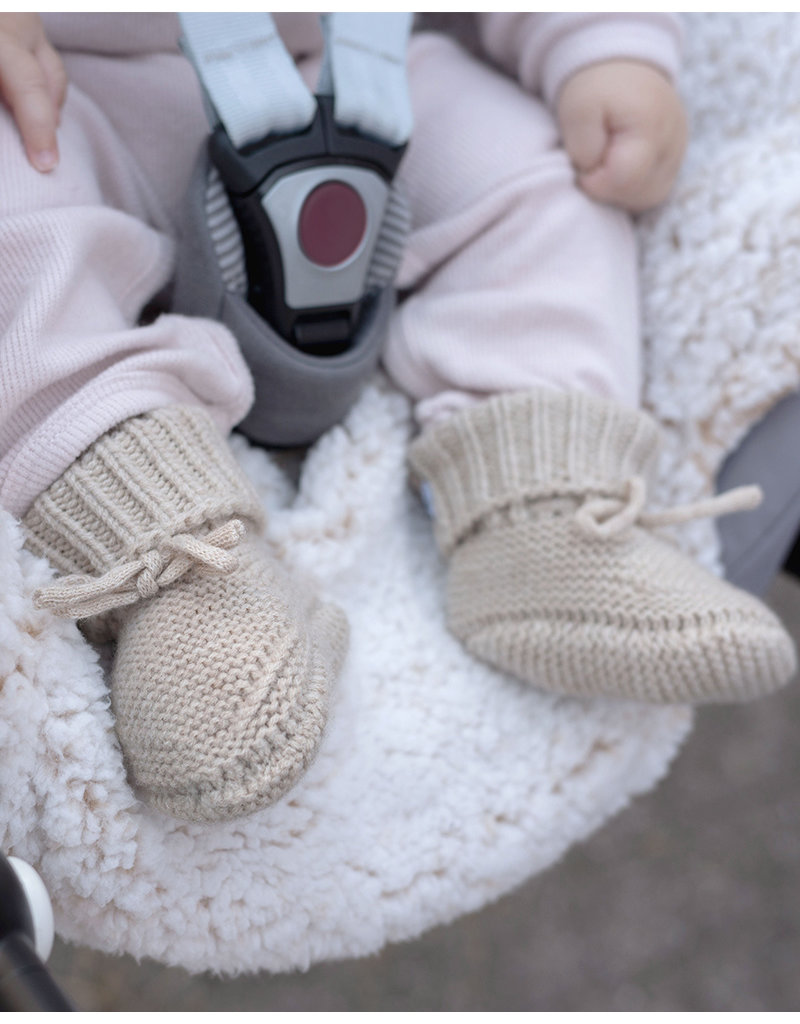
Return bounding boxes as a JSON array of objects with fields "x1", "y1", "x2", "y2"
[
  {"x1": 718, "y1": 388, "x2": 800, "y2": 596},
  {"x1": 172, "y1": 148, "x2": 404, "y2": 448},
  {"x1": 174, "y1": 13, "x2": 414, "y2": 448},
  {"x1": 203, "y1": 168, "x2": 247, "y2": 297},
  {"x1": 365, "y1": 179, "x2": 412, "y2": 293}
]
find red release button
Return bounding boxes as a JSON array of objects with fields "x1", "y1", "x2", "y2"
[{"x1": 298, "y1": 180, "x2": 368, "y2": 267}]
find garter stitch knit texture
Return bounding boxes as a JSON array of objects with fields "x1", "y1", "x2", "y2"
[
  {"x1": 409, "y1": 388, "x2": 797, "y2": 704},
  {"x1": 23, "y1": 406, "x2": 348, "y2": 822}
]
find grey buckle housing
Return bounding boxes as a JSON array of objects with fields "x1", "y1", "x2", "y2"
[
  {"x1": 172, "y1": 146, "x2": 401, "y2": 447},
  {"x1": 174, "y1": 14, "x2": 412, "y2": 448}
]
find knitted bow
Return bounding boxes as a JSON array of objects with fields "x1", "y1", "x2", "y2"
[
  {"x1": 34, "y1": 519, "x2": 246, "y2": 619},
  {"x1": 575, "y1": 477, "x2": 763, "y2": 539}
]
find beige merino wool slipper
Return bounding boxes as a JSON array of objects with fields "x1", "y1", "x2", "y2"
[
  {"x1": 23, "y1": 406, "x2": 348, "y2": 823},
  {"x1": 409, "y1": 388, "x2": 797, "y2": 705}
]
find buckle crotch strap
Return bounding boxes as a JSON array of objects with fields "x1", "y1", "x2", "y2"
[
  {"x1": 34, "y1": 520, "x2": 246, "y2": 620},
  {"x1": 574, "y1": 477, "x2": 763, "y2": 539}
]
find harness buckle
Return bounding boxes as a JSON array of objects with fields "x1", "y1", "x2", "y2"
[{"x1": 209, "y1": 95, "x2": 407, "y2": 354}]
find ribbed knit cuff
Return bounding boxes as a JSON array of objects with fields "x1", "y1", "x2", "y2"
[
  {"x1": 23, "y1": 406, "x2": 264, "y2": 575},
  {"x1": 537, "y1": 16, "x2": 683, "y2": 109},
  {"x1": 408, "y1": 389, "x2": 662, "y2": 555}
]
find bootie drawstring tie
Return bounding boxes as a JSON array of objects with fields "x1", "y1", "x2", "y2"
[
  {"x1": 34, "y1": 519, "x2": 246, "y2": 619},
  {"x1": 574, "y1": 477, "x2": 763, "y2": 539}
]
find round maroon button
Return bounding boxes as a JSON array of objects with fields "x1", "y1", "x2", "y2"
[{"x1": 298, "y1": 180, "x2": 368, "y2": 267}]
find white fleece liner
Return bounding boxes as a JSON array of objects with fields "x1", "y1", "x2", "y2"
[{"x1": 1, "y1": 13, "x2": 798, "y2": 974}]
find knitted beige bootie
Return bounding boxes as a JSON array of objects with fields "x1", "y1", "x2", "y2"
[
  {"x1": 409, "y1": 389, "x2": 797, "y2": 704},
  {"x1": 24, "y1": 407, "x2": 348, "y2": 822}
]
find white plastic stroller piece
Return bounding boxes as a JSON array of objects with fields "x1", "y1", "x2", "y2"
[
  {"x1": 0, "y1": 851, "x2": 71, "y2": 1010},
  {"x1": 7, "y1": 858, "x2": 54, "y2": 962}
]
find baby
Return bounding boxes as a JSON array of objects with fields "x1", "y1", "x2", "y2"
[{"x1": 0, "y1": 13, "x2": 794, "y2": 824}]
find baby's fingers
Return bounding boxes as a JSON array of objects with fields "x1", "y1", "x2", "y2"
[
  {"x1": 578, "y1": 133, "x2": 665, "y2": 213},
  {"x1": 36, "y1": 37, "x2": 67, "y2": 122},
  {"x1": 559, "y1": 104, "x2": 608, "y2": 178},
  {"x1": 0, "y1": 41, "x2": 60, "y2": 171}
]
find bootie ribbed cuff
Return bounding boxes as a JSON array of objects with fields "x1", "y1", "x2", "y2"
[
  {"x1": 408, "y1": 389, "x2": 662, "y2": 555},
  {"x1": 23, "y1": 406, "x2": 264, "y2": 576}
]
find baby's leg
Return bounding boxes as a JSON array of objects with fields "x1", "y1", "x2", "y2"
[
  {"x1": 0, "y1": 64, "x2": 252, "y2": 519},
  {"x1": 0, "y1": 49, "x2": 346, "y2": 821},
  {"x1": 386, "y1": 31, "x2": 640, "y2": 428},
  {"x1": 393, "y1": 33, "x2": 795, "y2": 703}
]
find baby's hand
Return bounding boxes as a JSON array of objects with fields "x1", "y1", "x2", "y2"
[
  {"x1": 556, "y1": 59, "x2": 687, "y2": 213},
  {"x1": 0, "y1": 14, "x2": 66, "y2": 172}
]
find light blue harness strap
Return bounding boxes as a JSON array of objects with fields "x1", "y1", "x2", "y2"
[
  {"x1": 319, "y1": 13, "x2": 414, "y2": 147},
  {"x1": 178, "y1": 13, "x2": 316, "y2": 148},
  {"x1": 180, "y1": 12, "x2": 414, "y2": 150}
]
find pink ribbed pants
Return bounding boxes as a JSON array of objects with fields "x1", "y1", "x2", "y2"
[{"x1": 0, "y1": 29, "x2": 640, "y2": 518}]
